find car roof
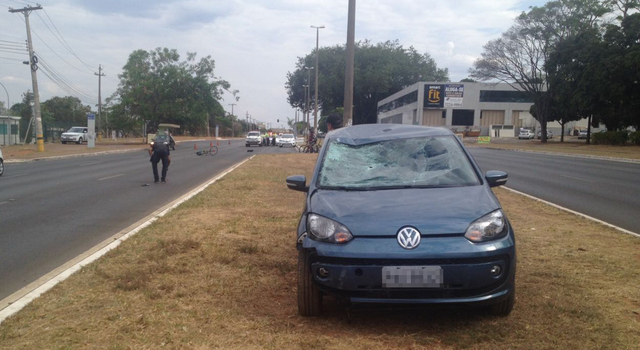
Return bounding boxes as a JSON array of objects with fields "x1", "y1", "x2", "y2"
[{"x1": 327, "y1": 124, "x2": 454, "y2": 146}]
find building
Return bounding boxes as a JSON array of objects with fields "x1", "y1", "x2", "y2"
[
  {"x1": 377, "y1": 82, "x2": 596, "y2": 137},
  {"x1": 0, "y1": 116, "x2": 20, "y2": 146}
]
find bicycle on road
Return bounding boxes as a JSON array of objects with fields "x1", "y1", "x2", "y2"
[{"x1": 197, "y1": 146, "x2": 218, "y2": 156}]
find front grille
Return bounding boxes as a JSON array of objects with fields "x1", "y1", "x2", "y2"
[{"x1": 314, "y1": 255, "x2": 509, "y2": 266}]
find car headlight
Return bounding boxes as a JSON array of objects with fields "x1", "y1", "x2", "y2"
[
  {"x1": 464, "y1": 210, "x2": 507, "y2": 242},
  {"x1": 307, "y1": 214, "x2": 353, "y2": 243}
]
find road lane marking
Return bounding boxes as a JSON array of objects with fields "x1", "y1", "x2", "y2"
[
  {"x1": 1, "y1": 173, "x2": 28, "y2": 179},
  {"x1": 559, "y1": 174, "x2": 595, "y2": 183},
  {"x1": 0, "y1": 155, "x2": 255, "y2": 324},
  {"x1": 82, "y1": 162, "x2": 102, "y2": 166},
  {"x1": 97, "y1": 174, "x2": 124, "y2": 181},
  {"x1": 0, "y1": 202, "x2": 8, "y2": 205},
  {"x1": 503, "y1": 186, "x2": 639, "y2": 239}
]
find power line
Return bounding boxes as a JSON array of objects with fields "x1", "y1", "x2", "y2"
[
  {"x1": 37, "y1": 53, "x2": 98, "y2": 103},
  {"x1": 0, "y1": 39, "x2": 25, "y2": 45},
  {"x1": 12, "y1": 12, "x2": 91, "y2": 75},
  {"x1": 0, "y1": 55, "x2": 24, "y2": 61},
  {"x1": 41, "y1": 8, "x2": 94, "y2": 72}
]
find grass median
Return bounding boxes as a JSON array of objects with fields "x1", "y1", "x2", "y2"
[{"x1": 1, "y1": 154, "x2": 639, "y2": 350}]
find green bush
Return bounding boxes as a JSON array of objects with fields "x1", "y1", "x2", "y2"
[
  {"x1": 592, "y1": 131, "x2": 629, "y2": 145},
  {"x1": 629, "y1": 131, "x2": 640, "y2": 145}
]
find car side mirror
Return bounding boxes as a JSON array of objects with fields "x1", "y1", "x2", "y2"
[
  {"x1": 485, "y1": 171, "x2": 508, "y2": 187},
  {"x1": 286, "y1": 175, "x2": 308, "y2": 192},
  {"x1": 83, "y1": 130, "x2": 87, "y2": 133}
]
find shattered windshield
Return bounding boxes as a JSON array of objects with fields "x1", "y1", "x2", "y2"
[{"x1": 318, "y1": 136, "x2": 480, "y2": 189}]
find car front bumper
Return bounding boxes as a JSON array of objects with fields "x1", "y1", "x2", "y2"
[
  {"x1": 246, "y1": 139, "x2": 261, "y2": 145},
  {"x1": 300, "y1": 233, "x2": 515, "y2": 305}
]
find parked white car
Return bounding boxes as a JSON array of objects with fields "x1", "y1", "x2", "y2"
[
  {"x1": 518, "y1": 128, "x2": 535, "y2": 139},
  {"x1": 537, "y1": 130, "x2": 553, "y2": 139},
  {"x1": 0, "y1": 148, "x2": 4, "y2": 176},
  {"x1": 61, "y1": 126, "x2": 88, "y2": 144},
  {"x1": 278, "y1": 134, "x2": 296, "y2": 147},
  {"x1": 245, "y1": 131, "x2": 262, "y2": 147}
]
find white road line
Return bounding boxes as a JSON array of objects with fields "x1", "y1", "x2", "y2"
[
  {"x1": 82, "y1": 162, "x2": 102, "y2": 166},
  {"x1": 559, "y1": 174, "x2": 595, "y2": 183},
  {"x1": 1, "y1": 173, "x2": 28, "y2": 179},
  {"x1": 0, "y1": 202, "x2": 8, "y2": 205},
  {"x1": 0, "y1": 155, "x2": 255, "y2": 324},
  {"x1": 97, "y1": 174, "x2": 124, "y2": 181},
  {"x1": 502, "y1": 186, "x2": 640, "y2": 239}
]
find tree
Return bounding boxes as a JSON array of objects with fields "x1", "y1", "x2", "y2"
[
  {"x1": 113, "y1": 48, "x2": 238, "y2": 136},
  {"x1": 41, "y1": 96, "x2": 91, "y2": 125},
  {"x1": 286, "y1": 40, "x2": 448, "y2": 125},
  {"x1": 471, "y1": 0, "x2": 610, "y2": 143}
]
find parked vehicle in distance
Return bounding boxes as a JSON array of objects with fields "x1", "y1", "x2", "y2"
[
  {"x1": 0, "y1": 148, "x2": 4, "y2": 176},
  {"x1": 287, "y1": 124, "x2": 516, "y2": 317},
  {"x1": 518, "y1": 128, "x2": 535, "y2": 139},
  {"x1": 152, "y1": 134, "x2": 175, "y2": 150},
  {"x1": 246, "y1": 131, "x2": 262, "y2": 147},
  {"x1": 61, "y1": 127, "x2": 88, "y2": 144},
  {"x1": 278, "y1": 134, "x2": 296, "y2": 147},
  {"x1": 537, "y1": 130, "x2": 553, "y2": 139},
  {"x1": 578, "y1": 130, "x2": 589, "y2": 139}
]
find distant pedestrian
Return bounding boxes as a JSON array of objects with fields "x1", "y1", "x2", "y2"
[
  {"x1": 326, "y1": 113, "x2": 343, "y2": 132},
  {"x1": 149, "y1": 139, "x2": 171, "y2": 183}
]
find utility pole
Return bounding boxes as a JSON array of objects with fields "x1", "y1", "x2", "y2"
[
  {"x1": 303, "y1": 85, "x2": 309, "y2": 132},
  {"x1": 311, "y1": 25, "x2": 325, "y2": 131},
  {"x1": 10, "y1": 4, "x2": 44, "y2": 151},
  {"x1": 344, "y1": 0, "x2": 356, "y2": 127},
  {"x1": 95, "y1": 65, "x2": 105, "y2": 139}
]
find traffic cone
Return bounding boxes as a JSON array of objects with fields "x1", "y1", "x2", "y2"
[
  {"x1": 217, "y1": 140, "x2": 220, "y2": 146},
  {"x1": 228, "y1": 139, "x2": 231, "y2": 145},
  {"x1": 194, "y1": 143, "x2": 197, "y2": 150},
  {"x1": 210, "y1": 140, "x2": 213, "y2": 147}
]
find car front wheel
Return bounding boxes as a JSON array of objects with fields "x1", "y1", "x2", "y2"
[
  {"x1": 76, "y1": 138, "x2": 83, "y2": 144},
  {"x1": 297, "y1": 249, "x2": 322, "y2": 317},
  {"x1": 0, "y1": 159, "x2": 4, "y2": 176},
  {"x1": 62, "y1": 141, "x2": 67, "y2": 144}
]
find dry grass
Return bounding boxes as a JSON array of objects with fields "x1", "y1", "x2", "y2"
[
  {"x1": 1, "y1": 154, "x2": 639, "y2": 350},
  {"x1": 465, "y1": 137, "x2": 640, "y2": 160}
]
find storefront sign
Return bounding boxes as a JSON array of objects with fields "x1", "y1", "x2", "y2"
[
  {"x1": 424, "y1": 85, "x2": 443, "y2": 108},
  {"x1": 444, "y1": 84, "x2": 464, "y2": 107},
  {"x1": 477, "y1": 136, "x2": 491, "y2": 144}
]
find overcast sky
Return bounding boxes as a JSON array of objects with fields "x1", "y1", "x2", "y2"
[{"x1": 0, "y1": 0, "x2": 546, "y2": 127}]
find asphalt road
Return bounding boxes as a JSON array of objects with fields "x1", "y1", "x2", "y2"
[
  {"x1": 0, "y1": 140, "x2": 296, "y2": 300},
  {"x1": 468, "y1": 148, "x2": 640, "y2": 234}
]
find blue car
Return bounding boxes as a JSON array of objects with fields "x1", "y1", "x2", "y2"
[{"x1": 286, "y1": 124, "x2": 516, "y2": 317}]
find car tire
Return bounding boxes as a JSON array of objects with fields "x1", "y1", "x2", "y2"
[
  {"x1": 297, "y1": 249, "x2": 322, "y2": 317},
  {"x1": 76, "y1": 138, "x2": 83, "y2": 144},
  {"x1": 0, "y1": 159, "x2": 4, "y2": 176},
  {"x1": 246, "y1": 144, "x2": 249, "y2": 147},
  {"x1": 62, "y1": 141, "x2": 67, "y2": 144},
  {"x1": 489, "y1": 286, "x2": 515, "y2": 317}
]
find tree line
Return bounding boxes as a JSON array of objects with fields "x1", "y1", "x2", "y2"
[
  {"x1": 470, "y1": 0, "x2": 640, "y2": 143},
  {"x1": 5, "y1": 48, "x2": 245, "y2": 141},
  {"x1": 286, "y1": 40, "x2": 449, "y2": 126}
]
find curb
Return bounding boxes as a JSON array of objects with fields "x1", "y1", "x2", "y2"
[
  {"x1": 0, "y1": 155, "x2": 255, "y2": 324},
  {"x1": 472, "y1": 146, "x2": 640, "y2": 164}
]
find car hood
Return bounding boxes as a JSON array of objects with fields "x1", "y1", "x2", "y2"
[{"x1": 309, "y1": 186, "x2": 500, "y2": 236}]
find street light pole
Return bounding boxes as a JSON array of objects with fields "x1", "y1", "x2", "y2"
[
  {"x1": 302, "y1": 84, "x2": 309, "y2": 133},
  {"x1": 344, "y1": 0, "x2": 356, "y2": 127},
  {"x1": 311, "y1": 25, "x2": 325, "y2": 131},
  {"x1": 304, "y1": 66, "x2": 314, "y2": 129},
  {"x1": 0, "y1": 82, "x2": 9, "y2": 111}
]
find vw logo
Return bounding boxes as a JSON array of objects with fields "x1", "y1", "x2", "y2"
[{"x1": 397, "y1": 227, "x2": 421, "y2": 249}]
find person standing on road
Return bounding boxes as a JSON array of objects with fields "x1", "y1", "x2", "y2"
[
  {"x1": 326, "y1": 113, "x2": 343, "y2": 132},
  {"x1": 149, "y1": 139, "x2": 171, "y2": 183}
]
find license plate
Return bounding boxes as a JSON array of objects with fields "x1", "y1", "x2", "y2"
[{"x1": 382, "y1": 266, "x2": 443, "y2": 288}]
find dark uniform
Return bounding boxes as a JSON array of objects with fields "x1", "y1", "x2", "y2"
[{"x1": 150, "y1": 141, "x2": 170, "y2": 183}]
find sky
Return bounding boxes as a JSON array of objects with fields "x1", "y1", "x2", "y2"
[{"x1": 0, "y1": 0, "x2": 547, "y2": 128}]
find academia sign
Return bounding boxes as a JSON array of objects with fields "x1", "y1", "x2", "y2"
[{"x1": 444, "y1": 84, "x2": 464, "y2": 107}]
